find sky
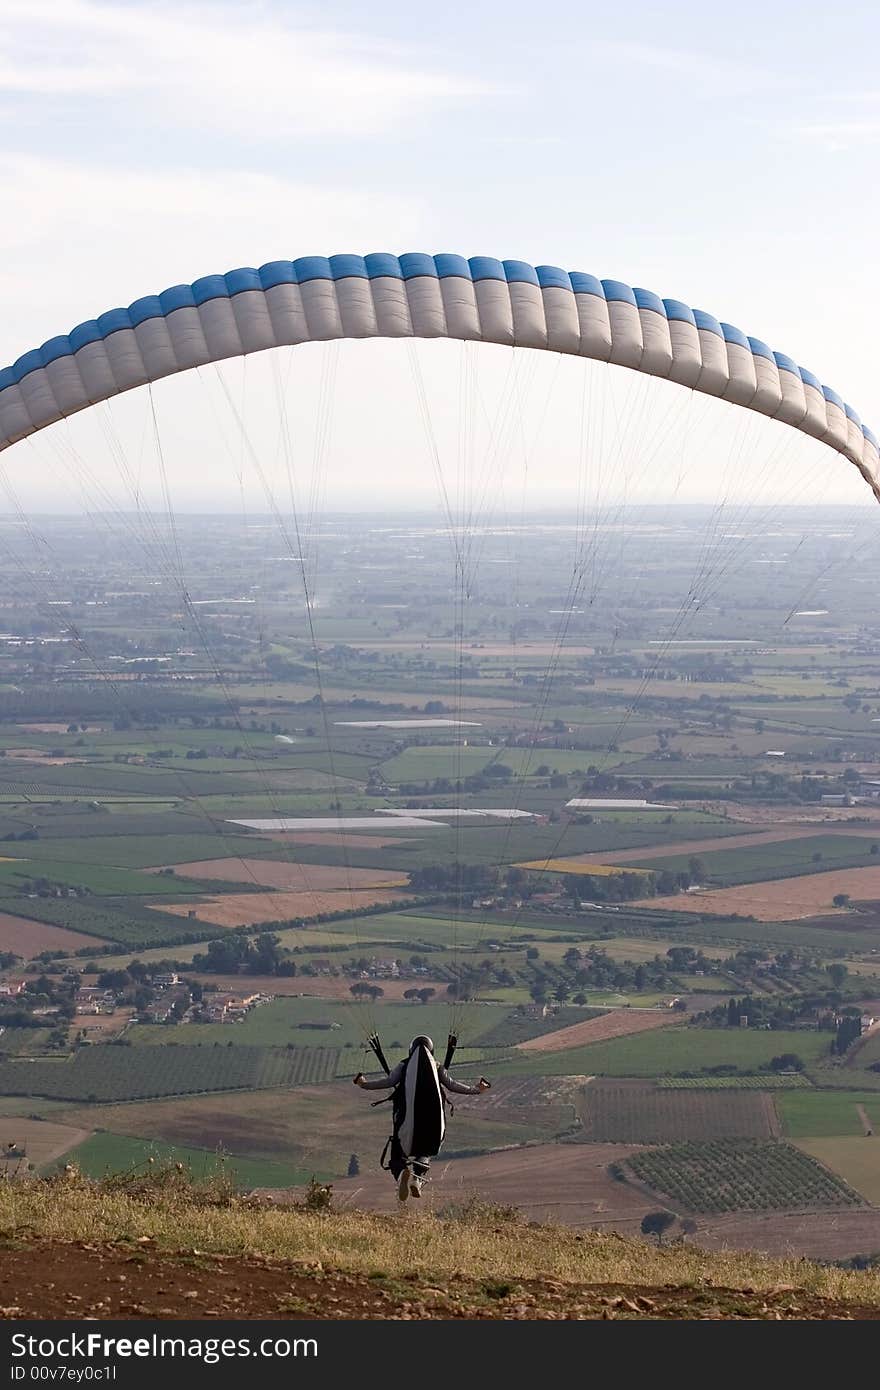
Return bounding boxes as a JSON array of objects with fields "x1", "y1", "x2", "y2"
[{"x1": 1, "y1": 0, "x2": 880, "y2": 510}]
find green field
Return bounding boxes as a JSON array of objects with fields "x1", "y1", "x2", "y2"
[
  {"x1": 53, "y1": 1131, "x2": 322, "y2": 1189},
  {"x1": 490, "y1": 1027, "x2": 832, "y2": 1078},
  {"x1": 126, "y1": 997, "x2": 507, "y2": 1052},
  {"x1": 777, "y1": 1090, "x2": 880, "y2": 1138},
  {"x1": 631, "y1": 835, "x2": 880, "y2": 886},
  {"x1": 0, "y1": 1044, "x2": 339, "y2": 1101},
  {"x1": 0, "y1": 833, "x2": 274, "y2": 869}
]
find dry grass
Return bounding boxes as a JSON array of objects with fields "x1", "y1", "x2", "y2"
[
  {"x1": 519, "y1": 1010, "x2": 680, "y2": 1053},
  {"x1": 645, "y1": 866, "x2": 880, "y2": 921},
  {"x1": 147, "y1": 860, "x2": 407, "y2": 889},
  {"x1": 1, "y1": 1177, "x2": 878, "y2": 1304},
  {"x1": 154, "y1": 888, "x2": 411, "y2": 928}
]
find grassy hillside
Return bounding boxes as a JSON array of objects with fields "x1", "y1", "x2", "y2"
[{"x1": 1, "y1": 1169, "x2": 879, "y2": 1320}]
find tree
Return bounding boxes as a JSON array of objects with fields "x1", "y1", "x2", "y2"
[
  {"x1": 687, "y1": 856, "x2": 707, "y2": 883},
  {"x1": 641, "y1": 1211, "x2": 677, "y2": 1246},
  {"x1": 769, "y1": 1052, "x2": 805, "y2": 1072},
  {"x1": 827, "y1": 962, "x2": 848, "y2": 988},
  {"x1": 347, "y1": 1154, "x2": 360, "y2": 1177},
  {"x1": 832, "y1": 894, "x2": 851, "y2": 909}
]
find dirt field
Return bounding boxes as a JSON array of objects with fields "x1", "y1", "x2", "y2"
[
  {"x1": 692, "y1": 1208, "x2": 880, "y2": 1260},
  {"x1": 147, "y1": 859, "x2": 407, "y2": 890},
  {"x1": 4, "y1": 1237, "x2": 871, "y2": 1319},
  {"x1": 519, "y1": 1009, "x2": 681, "y2": 1053},
  {"x1": 72, "y1": 1008, "x2": 135, "y2": 1040},
  {"x1": 0, "y1": 911, "x2": 100, "y2": 957},
  {"x1": 156, "y1": 888, "x2": 413, "y2": 928},
  {"x1": 320, "y1": 1142, "x2": 654, "y2": 1227},
  {"x1": 643, "y1": 866, "x2": 880, "y2": 921},
  {"x1": 0, "y1": 1118, "x2": 91, "y2": 1170}
]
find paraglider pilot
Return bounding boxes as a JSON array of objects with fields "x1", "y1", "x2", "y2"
[{"x1": 354, "y1": 1035, "x2": 490, "y2": 1201}]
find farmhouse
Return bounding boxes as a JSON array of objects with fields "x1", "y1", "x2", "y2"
[
  {"x1": 370, "y1": 959, "x2": 400, "y2": 979},
  {"x1": 75, "y1": 987, "x2": 116, "y2": 1015},
  {"x1": 0, "y1": 980, "x2": 25, "y2": 997}
]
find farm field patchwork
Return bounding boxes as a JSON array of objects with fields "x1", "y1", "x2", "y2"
[
  {"x1": 60, "y1": 1079, "x2": 568, "y2": 1176},
  {"x1": 491, "y1": 1027, "x2": 833, "y2": 1078},
  {"x1": 624, "y1": 835, "x2": 880, "y2": 886},
  {"x1": 0, "y1": 897, "x2": 227, "y2": 948}
]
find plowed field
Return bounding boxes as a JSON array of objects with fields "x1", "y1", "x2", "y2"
[
  {"x1": 643, "y1": 866, "x2": 880, "y2": 920},
  {"x1": 155, "y1": 888, "x2": 411, "y2": 927},
  {"x1": 519, "y1": 1009, "x2": 681, "y2": 1053}
]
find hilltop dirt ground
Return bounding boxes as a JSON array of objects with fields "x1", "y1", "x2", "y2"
[{"x1": 2, "y1": 1237, "x2": 877, "y2": 1319}]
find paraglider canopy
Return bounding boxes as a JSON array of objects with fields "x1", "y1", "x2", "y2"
[{"x1": 0, "y1": 252, "x2": 876, "y2": 500}]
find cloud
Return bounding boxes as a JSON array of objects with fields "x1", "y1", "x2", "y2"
[
  {"x1": 0, "y1": 153, "x2": 423, "y2": 358},
  {"x1": 786, "y1": 118, "x2": 880, "y2": 151},
  {"x1": 587, "y1": 38, "x2": 794, "y2": 95},
  {"x1": 0, "y1": 0, "x2": 488, "y2": 137}
]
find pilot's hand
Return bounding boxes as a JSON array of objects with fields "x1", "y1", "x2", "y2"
[
  {"x1": 353, "y1": 1072, "x2": 365, "y2": 1086},
  {"x1": 478, "y1": 1078, "x2": 491, "y2": 1091}
]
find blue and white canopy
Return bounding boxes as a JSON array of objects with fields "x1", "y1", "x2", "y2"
[{"x1": 1, "y1": 253, "x2": 876, "y2": 497}]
